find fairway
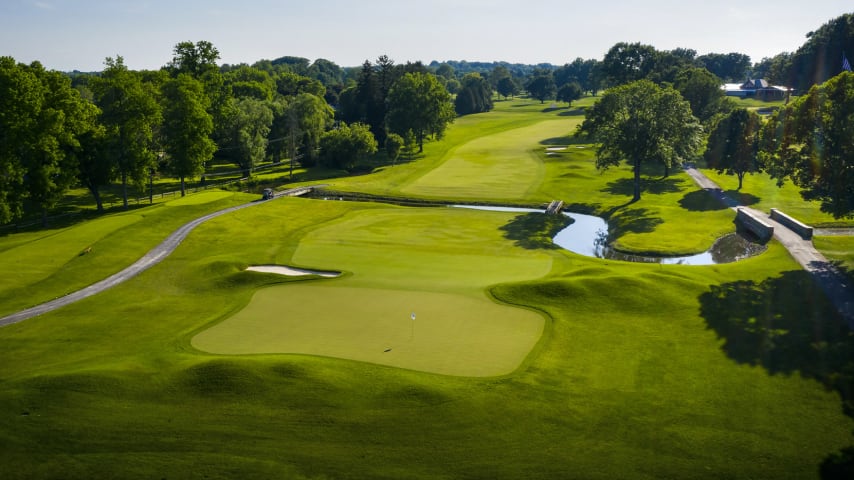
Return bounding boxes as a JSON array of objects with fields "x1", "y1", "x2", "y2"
[
  {"x1": 402, "y1": 119, "x2": 576, "y2": 199},
  {"x1": 192, "y1": 285, "x2": 545, "y2": 376}
]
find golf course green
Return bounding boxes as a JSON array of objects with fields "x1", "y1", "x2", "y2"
[{"x1": 0, "y1": 99, "x2": 851, "y2": 479}]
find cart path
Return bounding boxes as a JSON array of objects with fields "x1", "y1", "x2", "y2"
[
  {"x1": 0, "y1": 186, "x2": 331, "y2": 328},
  {"x1": 0, "y1": 200, "x2": 264, "y2": 327},
  {"x1": 684, "y1": 167, "x2": 854, "y2": 328}
]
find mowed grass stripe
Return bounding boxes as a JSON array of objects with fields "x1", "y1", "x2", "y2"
[
  {"x1": 403, "y1": 119, "x2": 574, "y2": 200},
  {"x1": 0, "y1": 214, "x2": 142, "y2": 293}
]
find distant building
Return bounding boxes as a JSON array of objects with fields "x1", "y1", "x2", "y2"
[{"x1": 722, "y1": 79, "x2": 791, "y2": 101}]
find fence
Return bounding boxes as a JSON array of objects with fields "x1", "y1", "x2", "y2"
[{"x1": 0, "y1": 175, "x2": 254, "y2": 235}]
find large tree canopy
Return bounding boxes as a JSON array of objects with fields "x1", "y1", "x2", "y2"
[
  {"x1": 578, "y1": 80, "x2": 702, "y2": 201},
  {"x1": 161, "y1": 74, "x2": 216, "y2": 196},
  {"x1": 454, "y1": 73, "x2": 493, "y2": 115},
  {"x1": 673, "y1": 67, "x2": 730, "y2": 125},
  {"x1": 525, "y1": 74, "x2": 557, "y2": 103},
  {"x1": 90, "y1": 56, "x2": 162, "y2": 209},
  {"x1": 386, "y1": 72, "x2": 455, "y2": 152},
  {"x1": 704, "y1": 108, "x2": 761, "y2": 190},
  {"x1": 759, "y1": 72, "x2": 854, "y2": 218},
  {"x1": 0, "y1": 58, "x2": 97, "y2": 223},
  {"x1": 781, "y1": 13, "x2": 854, "y2": 92},
  {"x1": 320, "y1": 122, "x2": 377, "y2": 170}
]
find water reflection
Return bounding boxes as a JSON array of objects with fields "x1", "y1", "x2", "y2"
[{"x1": 457, "y1": 205, "x2": 765, "y2": 265}]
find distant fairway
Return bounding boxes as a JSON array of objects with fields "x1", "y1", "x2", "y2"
[
  {"x1": 402, "y1": 119, "x2": 575, "y2": 200},
  {"x1": 193, "y1": 285, "x2": 544, "y2": 376}
]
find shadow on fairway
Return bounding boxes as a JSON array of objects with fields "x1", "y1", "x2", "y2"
[
  {"x1": 607, "y1": 207, "x2": 664, "y2": 237},
  {"x1": 678, "y1": 190, "x2": 730, "y2": 211},
  {"x1": 723, "y1": 190, "x2": 761, "y2": 206},
  {"x1": 540, "y1": 135, "x2": 587, "y2": 146},
  {"x1": 698, "y1": 271, "x2": 854, "y2": 478},
  {"x1": 499, "y1": 212, "x2": 574, "y2": 250},
  {"x1": 558, "y1": 108, "x2": 586, "y2": 117},
  {"x1": 602, "y1": 177, "x2": 684, "y2": 197}
]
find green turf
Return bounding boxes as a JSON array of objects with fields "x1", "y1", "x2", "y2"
[
  {"x1": 400, "y1": 119, "x2": 573, "y2": 200},
  {"x1": 193, "y1": 284, "x2": 545, "y2": 376},
  {"x1": 0, "y1": 191, "x2": 254, "y2": 317},
  {"x1": 700, "y1": 169, "x2": 854, "y2": 227},
  {"x1": 193, "y1": 205, "x2": 553, "y2": 376},
  {"x1": 163, "y1": 190, "x2": 235, "y2": 206},
  {"x1": 0, "y1": 98, "x2": 851, "y2": 479}
]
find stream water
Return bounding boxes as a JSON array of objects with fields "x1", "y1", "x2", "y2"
[{"x1": 457, "y1": 205, "x2": 765, "y2": 265}]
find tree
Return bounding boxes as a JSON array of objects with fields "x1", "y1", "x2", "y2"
[
  {"x1": 696, "y1": 52, "x2": 752, "y2": 82},
  {"x1": 600, "y1": 42, "x2": 658, "y2": 87},
  {"x1": 454, "y1": 73, "x2": 493, "y2": 115},
  {"x1": 556, "y1": 82, "x2": 583, "y2": 107},
  {"x1": 75, "y1": 121, "x2": 111, "y2": 212},
  {"x1": 780, "y1": 13, "x2": 854, "y2": 92},
  {"x1": 385, "y1": 132, "x2": 404, "y2": 166},
  {"x1": 555, "y1": 58, "x2": 600, "y2": 94},
  {"x1": 219, "y1": 97, "x2": 273, "y2": 176},
  {"x1": 0, "y1": 58, "x2": 97, "y2": 224},
  {"x1": 90, "y1": 56, "x2": 162, "y2": 209},
  {"x1": 496, "y1": 76, "x2": 519, "y2": 99},
  {"x1": 578, "y1": 80, "x2": 702, "y2": 201},
  {"x1": 161, "y1": 74, "x2": 216, "y2": 196},
  {"x1": 758, "y1": 72, "x2": 854, "y2": 218},
  {"x1": 673, "y1": 67, "x2": 730, "y2": 125},
  {"x1": 224, "y1": 66, "x2": 275, "y2": 101},
  {"x1": 166, "y1": 40, "x2": 220, "y2": 78},
  {"x1": 386, "y1": 72, "x2": 455, "y2": 152},
  {"x1": 526, "y1": 74, "x2": 557, "y2": 103},
  {"x1": 704, "y1": 109, "x2": 761, "y2": 190},
  {"x1": 320, "y1": 122, "x2": 378, "y2": 170},
  {"x1": 25, "y1": 64, "x2": 100, "y2": 224},
  {"x1": 274, "y1": 92, "x2": 333, "y2": 169}
]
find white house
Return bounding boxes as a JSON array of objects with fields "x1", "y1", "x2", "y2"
[{"x1": 723, "y1": 79, "x2": 790, "y2": 100}]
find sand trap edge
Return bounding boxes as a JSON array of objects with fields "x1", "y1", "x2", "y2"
[{"x1": 246, "y1": 265, "x2": 341, "y2": 278}]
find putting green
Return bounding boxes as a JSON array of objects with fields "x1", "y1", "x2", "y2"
[
  {"x1": 402, "y1": 119, "x2": 574, "y2": 199},
  {"x1": 193, "y1": 206, "x2": 555, "y2": 376},
  {"x1": 192, "y1": 284, "x2": 545, "y2": 376}
]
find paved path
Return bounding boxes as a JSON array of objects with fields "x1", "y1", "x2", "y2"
[
  {"x1": 0, "y1": 186, "x2": 320, "y2": 328},
  {"x1": 684, "y1": 167, "x2": 854, "y2": 328}
]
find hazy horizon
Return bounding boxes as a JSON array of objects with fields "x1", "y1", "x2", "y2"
[{"x1": 1, "y1": 0, "x2": 851, "y2": 72}]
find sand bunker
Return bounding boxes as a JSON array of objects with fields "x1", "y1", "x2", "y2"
[
  {"x1": 246, "y1": 265, "x2": 340, "y2": 278},
  {"x1": 545, "y1": 147, "x2": 566, "y2": 151}
]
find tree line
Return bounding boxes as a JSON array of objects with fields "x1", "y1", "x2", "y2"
[
  {"x1": 2, "y1": 12, "x2": 852, "y2": 224},
  {"x1": 0, "y1": 43, "x2": 459, "y2": 225}
]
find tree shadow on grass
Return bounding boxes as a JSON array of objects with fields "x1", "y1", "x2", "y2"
[
  {"x1": 601, "y1": 177, "x2": 684, "y2": 197},
  {"x1": 540, "y1": 134, "x2": 588, "y2": 146},
  {"x1": 499, "y1": 212, "x2": 574, "y2": 250},
  {"x1": 678, "y1": 190, "x2": 730, "y2": 211},
  {"x1": 607, "y1": 207, "x2": 664, "y2": 238},
  {"x1": 558, "y1": 108, "x2": 586, "y2": 117},
  {"x1": 723, "y1": 190, "x2": 761, "y2": 207},
  {"x1": 698, "y1": 271, "x2": 854, "y2": 478}
]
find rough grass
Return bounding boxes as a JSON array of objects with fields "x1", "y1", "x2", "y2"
[{"x1": 0, "y1": 191, "x2": 254, "y2": 317}]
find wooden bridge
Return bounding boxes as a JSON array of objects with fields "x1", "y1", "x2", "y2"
[{"x1": 545, "y1": 200, "x2": 564, "y2": 215}]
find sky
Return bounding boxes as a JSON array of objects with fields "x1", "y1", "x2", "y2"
[{"x1": 1, "y1": 0, "x2": 852, "y2": 72}]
